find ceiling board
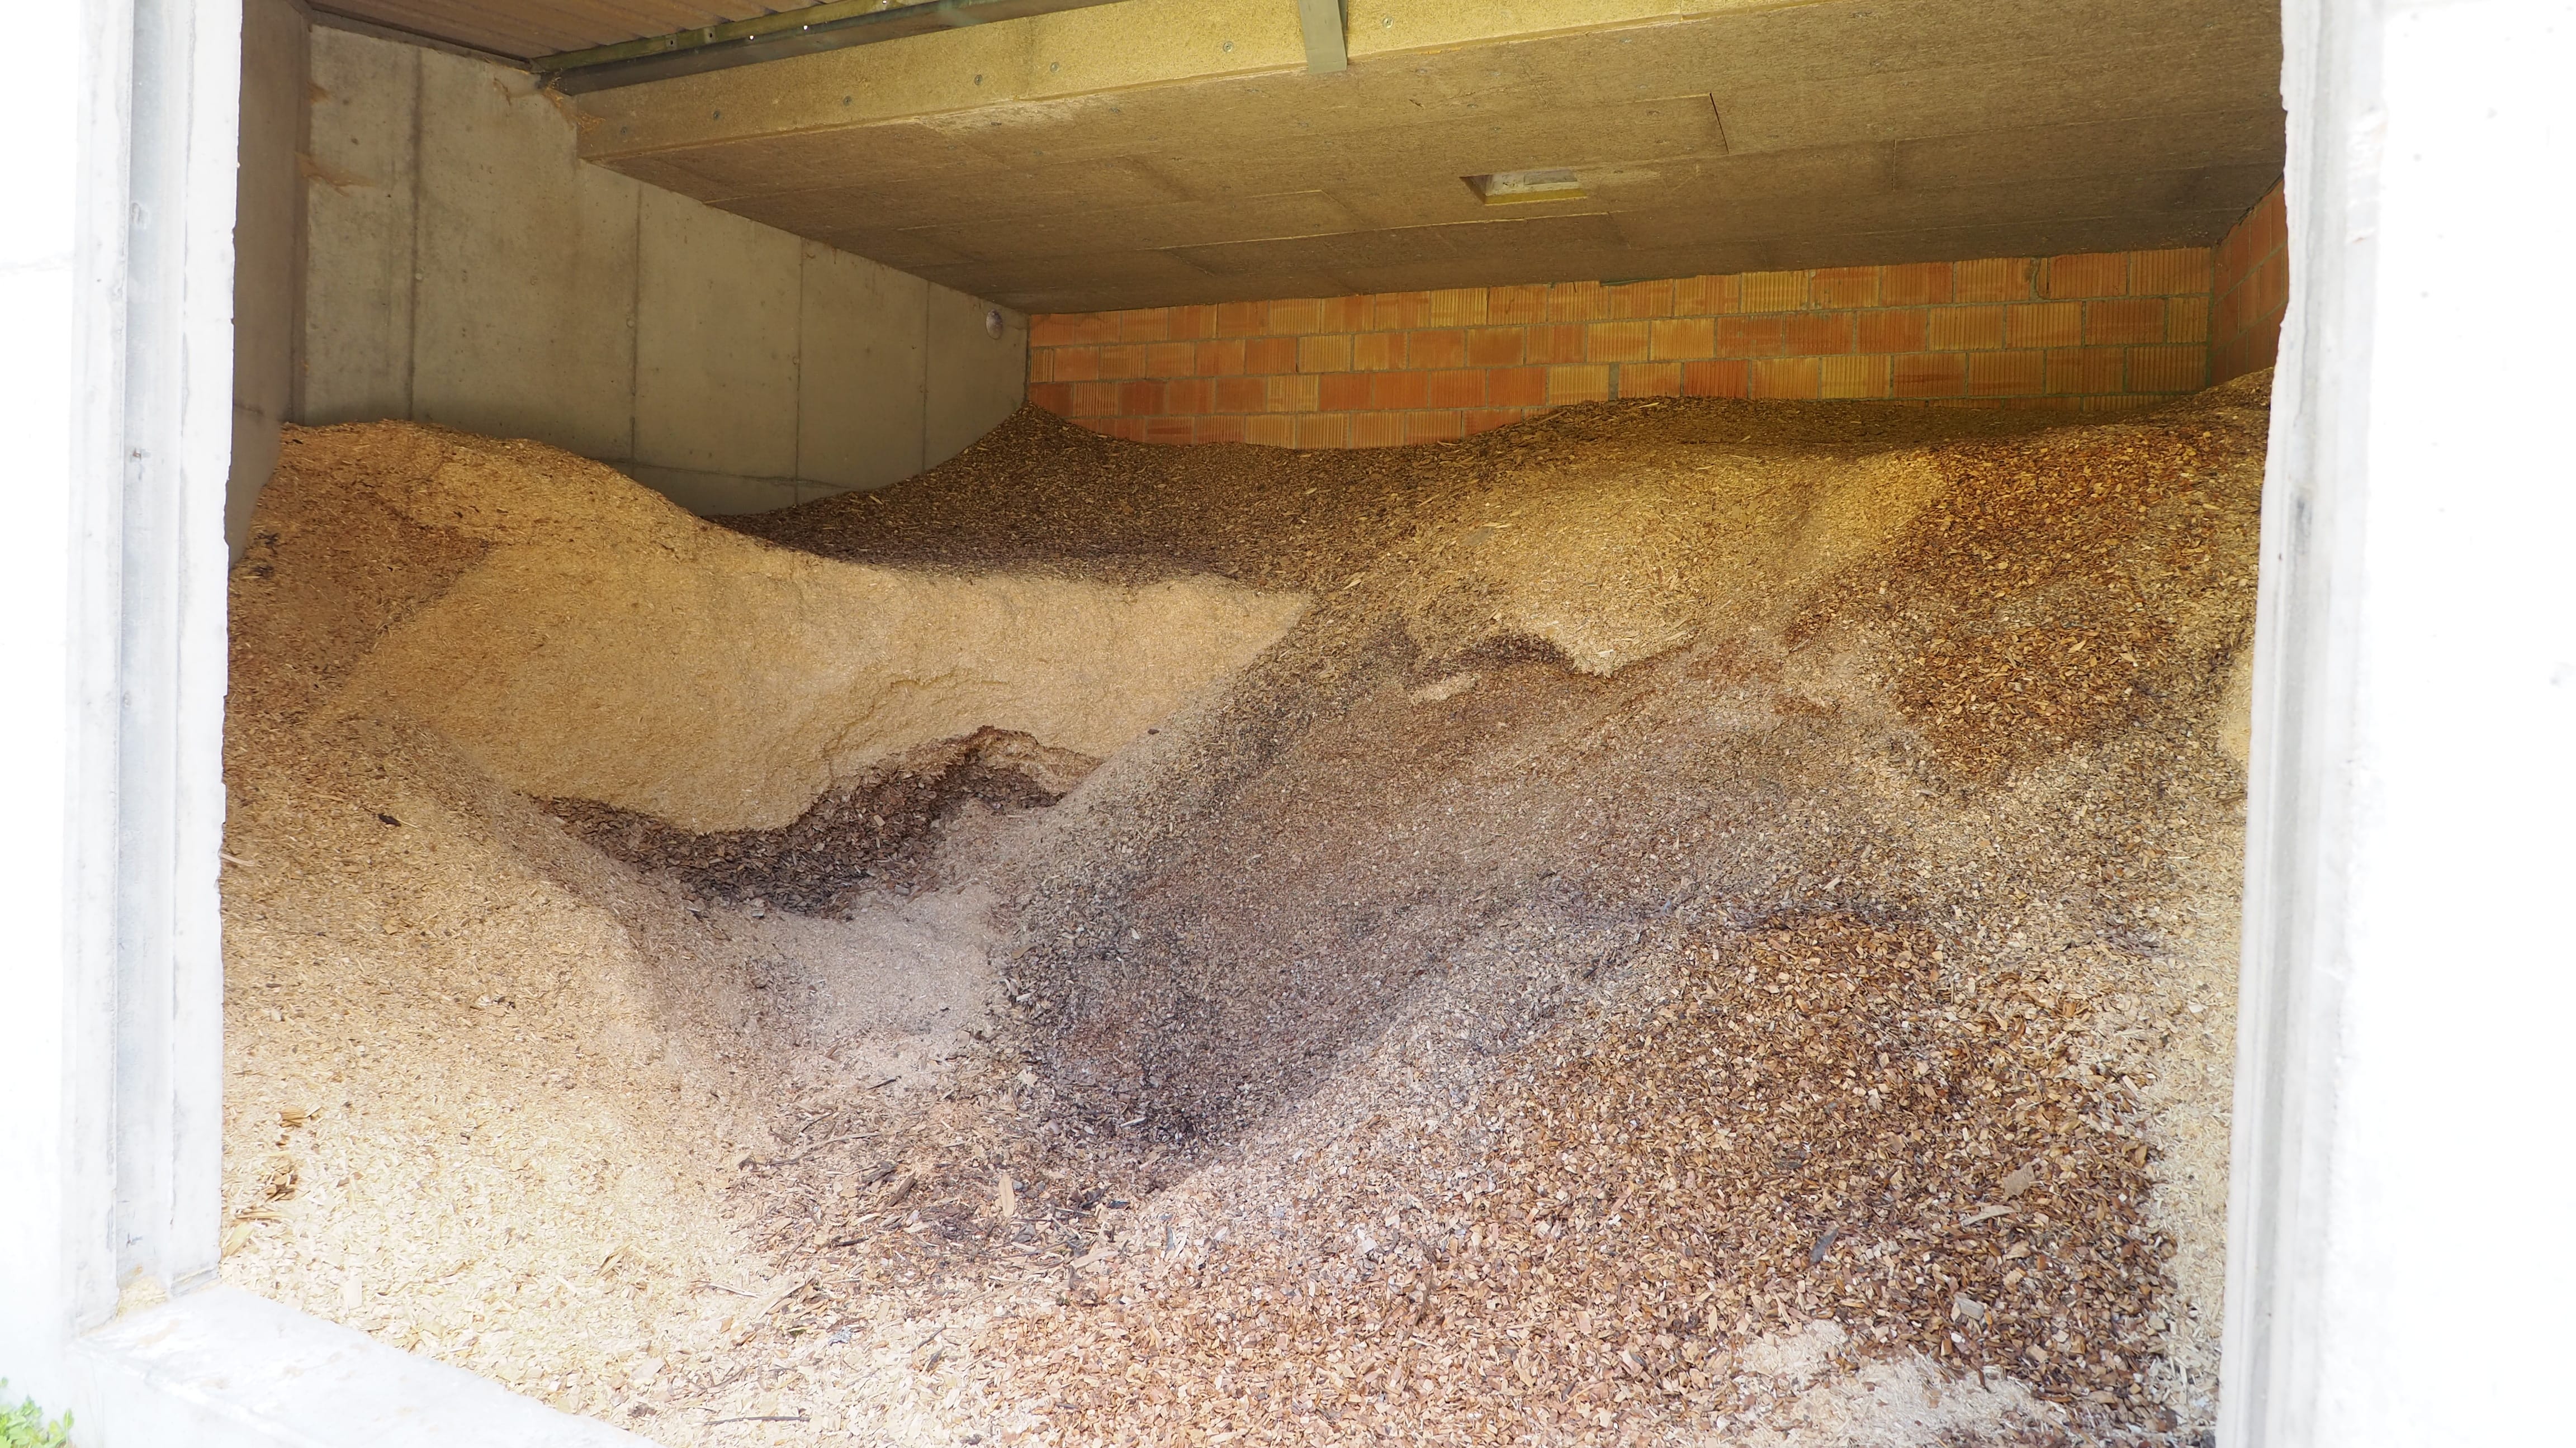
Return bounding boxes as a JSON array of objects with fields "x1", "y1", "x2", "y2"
[{"x1": 562, "y1": 0, "x2": 2284, "y2": 310}]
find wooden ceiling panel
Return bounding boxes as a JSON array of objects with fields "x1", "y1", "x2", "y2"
[{"x1": 531, "y1": 0, "x2": 2285, "y2": 311}]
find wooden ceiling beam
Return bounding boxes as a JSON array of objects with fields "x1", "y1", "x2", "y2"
[{"x1": 533, "y1": 0, "x2": 1134, "y2": 93}]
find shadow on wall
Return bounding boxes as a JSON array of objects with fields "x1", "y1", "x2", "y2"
[{"x1": 225, "y1": 0, "x2": 1028, "y2": 558}]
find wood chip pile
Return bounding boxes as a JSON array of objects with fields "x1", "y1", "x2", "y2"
[{"x1": 222, "y1": 378, "x2": 2267, "y2": 1447}]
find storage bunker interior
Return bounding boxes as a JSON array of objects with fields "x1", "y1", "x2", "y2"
[{"x1": 220, "y1": 1, "x2": 2288, "y2": 1442}]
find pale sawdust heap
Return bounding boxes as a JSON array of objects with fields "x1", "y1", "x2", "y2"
[
  {"x1": 316, "y1": 426, "x2": 1303, "y2": 833},
  {"x1": 222, "y1": 381, "x2": 2265, "y2": 1448}
]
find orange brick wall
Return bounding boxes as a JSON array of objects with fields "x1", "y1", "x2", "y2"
[
  {"x1": 1027, "y1": 248, "x2": 2222, "y2": 448},
  {"x1": 2213, "y1": 182, "x2": 2289, "y2": 383}
]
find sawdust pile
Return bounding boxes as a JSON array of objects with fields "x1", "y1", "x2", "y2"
[
  {"x1": 221, "y1": 378, "x2": 2265, "y2": 1448},
  {"x1": 303, "y1": 426, "x2": 1303, "y2": 833}
]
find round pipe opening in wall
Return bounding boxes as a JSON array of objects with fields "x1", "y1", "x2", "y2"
[{"x1": 986, "y1": 308, "x2": 1006, "y2": 339}]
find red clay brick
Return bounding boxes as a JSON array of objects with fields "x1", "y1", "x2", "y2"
[
  {"x1": 1408, "y1": 329, "x2": 1469, "y2": 369},
  {"x1": 1319, "y1": 296, "x2": 1370, "y2": 333},
  {"x1": 1370, "y1": 371, "x2": 1432, "y2": 410},
  {"x1": 1488, "y1": 366, "x2": 1548, "y2": 407},
  {"x1": 1298, "y1": 333, "x2": 1353, "y2": 373},
  {"x1": 1880, "y1": 262, "x2": 1954, "y2": 306},
  {"x1": 1052, "y1": 346, "x2": 1102, "y2": 381},
  {"x1": 1028, "y1": 381, "x2": 1073, "y2": 415},
  {"x1": 1467, "y1": 327, "x2": 1526, "y2": 367},
  {"x1": 2007, "y1": 302, "x2": 2082, "y2": 349},
  {"x1": 1244, "y1": 336, "x2": 1299, "y2": 374},
  {"x1": 1785, "y1": 313, "x2": 1854, "y2": 355},
  {"x1": 1195, "y1": 414, "x2": 1246, "y2": 444},
  {"x1": 1117, "y1": 380, "x2": 1166, "y2": 414},
  {"x1": 1588, "y1": 320, "x2": 1652, "y2": 363},
  {"x1": 1750, "y1": 357, "x2": 1822, "y2": 398},
  {"x1": 1671, "y1": 274, "x2": 1740, "y2": 315},
  {"x1": 2166, "y1": 295, "x2": 2210, "y2": 345},
  {"x1": 1026, "y1": 350, "x2": 1055, "y2": 384},
  {"x1": 1966, "y1": 350, "x2": 2044, "y2": 396},
  {"x1": 1296, "y1": 413, "x2": 1350, "y2": 448},
  {"x1": 1097, "y1": 344, "x2": 1144, "y2": 379},
  {"x1": 1525, "y1": 324, "x2": 1587, "y2": 363},
  {"x1": 1349, "y1": 412, "x2": 1410, "y2": 448},
  {"x1": 1406, "y1": 410, "x2": 1466, "y2": 443},
  {"x1": 1265, "y1": 374, "x2": 1319, "y2": 412},
  {"x1": 1488, "y1": 284, "x2": 1550, "y2": 324},
  {"x1": 1269, "y1": 298, "x2": 1325, "y2": 334},
  {"x1": 1370, "y1": 292, "x2": 1432, "y2": 331},
  {"x1": 1891, "y1": 353, "x2": 1967, "y2": 398},
  {"x1": 1926, "y1": 306, "x2": 2006, "y2": 351},
  {"x1": 1429, "y1": 288, "x2": 1488, "y2": 327},
  {"x1": 2130, "y1": 248, "x2": 2214, "y2": 297},
  {"x1": 1318, "y1": 372, "x2": 1371, "y2": 411},
  {"x1": 1820, "y1": 354, "x2": 1890, "y2": 398},
  {"x1": 1621, "y1": 361, "x2": 1684, "y2": 397},
  {"x1": 2086, "y1": 298, "x2": 2167, "y2": 346},
  {"x1": 2128, "y1": 344, "x2": 2209, "y2": 393},
  {"x1": 1030, "y1": 314, "x2": 1088, "y2": 347},
  {"x1": 1068, "y1": 382, "x2": 1119, "y2": 417},
  {"x1": 1547, "y1": 283, "x2": 1609, "y2": 322},
  {"x1": 1606, "y1": 279, "x2": 1674, "y2": 318},
  {"x1": 2045, "y1": 346, "x2": 2124, "y2": 395},
  {"x1": 1741, "y1": 270, "x2": 1810, "y2": 312},
  {"x1": 1351, "y1": 331, "x2": 1407, "y2": 371},
  {"x1": 1812, "y1": 267, "x2": 1880, "y2": 308},
  {"x1": 1144, "y1": 341, "x2": 1196, "y2": 377},
  {"x1": 1216, "y1": 301, "x2": 1267, "y2": 337},
  {"x1": 1244, "y1": 415, "x2": 1295, "y2": 448},
  {"x1": 1214, "y1": 376, "x2": 1267, "y2": 413},
  {"x1": 1196, "y1": 339, "x2": 1247, "y2": 376},
  {"x1": 1855, "y1": 309, "x2": 1929, "y2": 353},
  {"x1": 1104, "y1": 417, "x2": 1148, "y2": 442},
  {"x1": 1717, "y1": 315, "x2": 1787, "y2": 357},
  {"x1": 1428, "y1": 368, "x2": 1487, "y2": 407},
  {"x1": 1954, "y1": 258, "x2": 2034, "y2": 303},
  {"x1": 1169, "y1": 303, "x2": 1218, "y2": 340},
  {"x1": 1464, "y1": 408, "x2": 1527, "y2": 436},
  {"x1": 1651, "y1": 317, "x2": 1717, "y2": 359},
  {"x1": 1142, "y1": 415, "x2": 1195, "y2": 445},
  {"x1": 1120, "y1": 307, "x2": 1172, "y2": 341},
  {"x1": 2042, "y1": 252, "x2": 2129, "y2": 299},
  {"x1": 1164, "y1": 378, "x2": 1214, "y2": 414},
  {"x1": 2252, "y1": 251, "x2": 2289, "y2": 317},
  {"x1": 1549, "y1": 365, "x2": 1613, "y2": 403},
  {"x1": 1683, "y1": 359, "x2": 1749, "y2": 397},
  {"x1": 2082, "y1": 395, "x2": 2156, "y2": 415}
]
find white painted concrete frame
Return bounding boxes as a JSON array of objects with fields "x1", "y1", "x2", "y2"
[
  {"x1": 6, "y1": 1, "x2": 2572, "y2": 1445},
  {"x1": 2221, "y1": 2, "x2": 2576, "y2": 1445}
]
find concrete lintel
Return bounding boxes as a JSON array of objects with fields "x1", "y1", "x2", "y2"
[{"x1": 1297, "y1": 0, "x2": 1347, "y2": 73}]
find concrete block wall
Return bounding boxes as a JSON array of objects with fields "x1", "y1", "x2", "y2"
[
  {"x1": 230, "y1": 6, "x2": 1027, "y2": 550},
  {"x1": 2213, "y1": 182, "x2": 2290, "y2": 383},
  {"x1": 1027, "y1": 248, "x2": 2223, "y2": 448},
  {"x1": 229, "y1": 0, "x2": 309, "y2": 558}
]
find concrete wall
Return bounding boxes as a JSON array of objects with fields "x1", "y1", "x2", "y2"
[
  {"x1": 234, "y1": 20, "x2": 1026, "y2": 540},
  {"x1": 229, "y1": 0, "x2": 306, "y2": 558}
]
